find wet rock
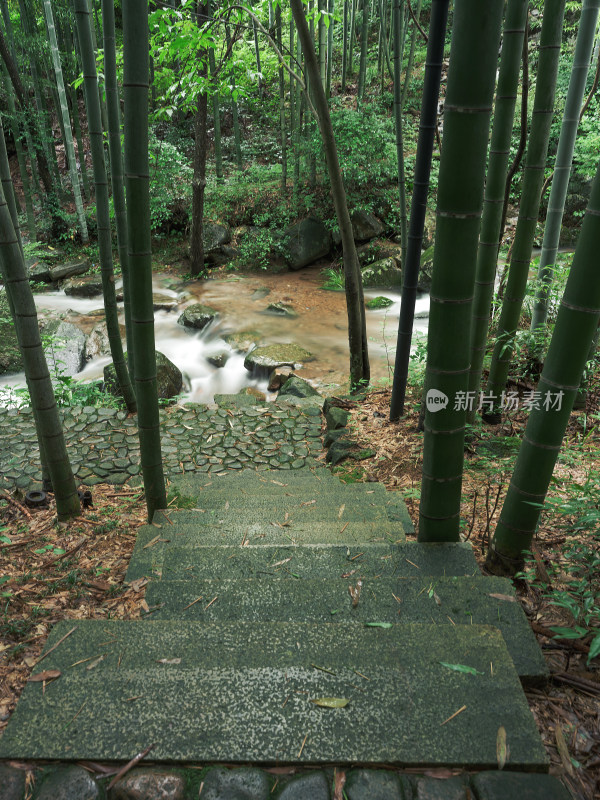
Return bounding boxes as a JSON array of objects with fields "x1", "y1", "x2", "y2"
[
  {"x1": 357, "y1": 240, "x2": 402, "y2": 266},
  {"x1": 326, "y1": 437, "x2": 355, "y2": 465},
  {"x1": 251, "y1": 286, "x2": 271, "y2": 300},
  {"x1": 204, "y1": 220, "x2": 232, "y2": 252},
  {"x1": 223, "y1": 330, "x2": 261, "y2": 353},
  {"x1": 0, "y1": 764, "x2": 26, "y2": 800},
  {"x1": 36, "y1": 765, "x2": 100, "y2": 800},
  {"x1": 324, "y1": 428, "x2": 346, "y2": 447},
  {"x1": 207, "y1": 351, "x2": 230, "y2": 368},
  {"x1": 414, "y1": 774, "x2": 470, "y2": 800},
  {"x1": 178, "y1": 303, "x2": 219, "y2": 330},
  {"x1": 41, "y1": 319, "x2": 86, "y2": 376},
  {"x1": 351, "y1": 209, "x2": 384, "y2": 242},
  {"x1": 365, "y1": 296, "x2": 393, "y2": 310},
  {"x1": 261, "y1": 302, "x2": 298, "y2": 318},
  {"x1": 27, "y1": 256, "x2": 52, "y2": 282},
  {"x1": 200, "y1": 766, "x2": 271, "y2": 799},
  {"x1": 361, "y1": 257, "x2": 402, "y2": 289},
  {"x1": 282, "y1": 216, "x2": 331, "y2": 270},
  {"x1": 277, "y1": 772, "x2": 330, "y2": 799},
  {"x1": 418, "y1": 244, "x2": 435, "y2": 292},
  {"x1": 244, "y1": 344, "x2": 314, "y2": 374},
  {"x1": 49, "y1": 257, "x2": 91, "y2": 282},
  {"x1": 471, "y1": 772, "x2": 572, "y2": 800},
  {"x1": 63, "y1": 274, "x2": 104, "y2": 297},
  {"x1": 152, "y1": 293, "x2": 179, "y2": 312},
  {"x1": 268, "y1": 366, "x2": 293, "y2": 391},
  {"x1": 325, "y1": 406, "x2": 349, "y2": 430},
  {"x1": 345, "y1": 769, "x2": 403, "y2": 800},
  {"x1": 104, "y1": 351, "x2": 182, "y2": 399},
  {"x1": 84, "y1": 321, "x2": 111, "y2": 361},
  {"x1": 110, "y1": 768, "x2": 186, "y2": 800},
  {"x1": 0, "y1": 290, "x2": 22, "y2": 375},
  {"x1": 278, "y1": 374, "x2": 320, "y2": 399}
]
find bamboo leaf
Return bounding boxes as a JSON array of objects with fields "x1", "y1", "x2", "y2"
[
  {"x1": 29, "y1": 669, "x2": 61, "y2": 682},
  {"x1": 310, "y1": 697, "x2": 350, "y2": 708},
  {"x1": 496, "y1": 725, "x2": 507, "y2": 769},
  {"x1": 439, "y1": 662, "x2": 483, "y2": 676},
  {"x1": 364, "y1": 622, "x2": 393, "y2": 629}
]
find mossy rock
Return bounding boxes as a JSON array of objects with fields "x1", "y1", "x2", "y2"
[
  {"x1": 244, "y1": 344, "x2": 315, "y2": 373},
  {"x1": 178, "y1": 303, "x2": 219, "y2": 330},
  {"x1": 104, "y1": 351, "x2": 182, "y2": 400},
  {"x1": 0, "y1": 290, "x2": 22, "y2": 375},
  {"x1": 361, "y1": 257, "x2": 402, "y2": 289},
  {"x1": 365, "y1": 296, "x2": 394, "y2": 310},
  {"x1": 278, "y1": 374, "x2": 321, "y2": 399}
]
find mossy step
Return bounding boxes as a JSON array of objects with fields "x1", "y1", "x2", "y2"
[
  {"x1": 144, "y1": 575, "x2": 547, "y2": 683},
  {"x1": 0, "y1": 620, "x2": 548, "y2": 768},
  {"x1": 126, "y1": 540, "x2": 477, "y2": 584},
  {"x1": 126, "y1": 522, "x2": 406, "y2": 580},
  {"x1": 154, "y1": 506, "x2": 391, "y2": 527}
]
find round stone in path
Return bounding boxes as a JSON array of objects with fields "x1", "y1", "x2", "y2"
[
  {"x1": 35, "y1": 765, "x2": 101, "y2": 800},
  {"x1": 110, "y1": 768, "x2": 186, "y2": 800},
  {"x1": 277, "y1": 772, "x2": 330, "y2": 799},
  {"x1": 200, "y1": 766, "x2": 271, "y2": 799}
]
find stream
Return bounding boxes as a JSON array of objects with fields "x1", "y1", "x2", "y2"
[{"x1": 0, "y1": 266, "x2": 429, "y2": 405}]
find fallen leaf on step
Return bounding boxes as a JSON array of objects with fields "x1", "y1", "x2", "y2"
[
  {"x1": 488, "y1": 593, "x2": 517, "y2": 603},
  {"x1": 333, "y1": 769, "x2": 346, "y2": 800},
  {"x1": 29, "y1": 669, "x2": 61, "y2": 682},
  {"x1": 496, "y1": 725, "x2": 508, "y2": 769},
  {"x1": 156, "y1": 658, "x2": 181, "y2": 665},
  {"x1": 338, "y1": 504, "x2": 345, "y2": 519},
  {"x1": 439, "y1": 662, "x2": 483, "y2": 676},
  {"x1": 310, "y1": 697, "x2": 350, "y2": 708},
  {"x1": 86, "y1": 655, "x2": 105, "y2": 671},
  {"x1": 348, "y1": 580, "x2": 362, "y2": 607},
  {"x1": 364, "y1": 622, "x2": 393, "y2": 629}
]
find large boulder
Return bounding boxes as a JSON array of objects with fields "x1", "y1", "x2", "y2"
[
  {"x1": 49, "y1": 257, "x2": 91, "y2": 282},
  {"x1": 0, "y1": 290, "x2": 22, "y2": 375},
  {"x1": 223, "y1": 329, "x2": 261, "y2": 353},
  {"x1": 361, "y1": 257, "x2": 402, "y2": 289},
  {"x1": 203, "y1": 220, "x2": 232, "y2": 265},
  {"x1": 244, "y1": 343, "x2": 315, "y2": 374},
  {"x1": 41, "y1": 319, "x2": 86, "y2": 377},
  {"x1": 63, "y1": 274, "x2": 104, "y2": 298},
  {"x1": 282, "y1": 217, "x2": 331, "y2": 270},
  {"x1": 178, "y1": 303, "x2": 218, "y2": 330},
  {"x1": 351, "y1": 209, "x2": 384, "y2": 242},
  {"x1": 104, "y1": 351, "x2": 182, "y2": 399},
  {"x1": 84, "y1": 321, "x2": 111, "y2": 362},
  {"x1": 419, "y1": 245, "x2": 435, "y2": 292},
  {"x1": 26, "y1": 257, "x2": 52, "y2": 283},
  {"x1": 278, "y1": 374, "x2": 321, "y2": 399}
]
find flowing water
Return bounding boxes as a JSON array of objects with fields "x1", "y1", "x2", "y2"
[{"x1": 1, "y1": 266, "x2": 429, "y2": 405}]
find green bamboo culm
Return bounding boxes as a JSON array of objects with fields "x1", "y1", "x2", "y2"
[
  {"x1": 357, "y1": 0, "x2": 369, "y2": 103},
  {"x1": 530, "y1": 0, "x2": 600, "y2": 334},
  {"x1": 42, "y1": 0, "x2": 88, "y2": 244},
  {"x1": 122, "y1": 0, "x2": 167, "y2": 521},
  {"x1": 467, "y1": 0, "x2": 528, "y2": 408},
  {"x1": 0, "y1": 188, "x2": 79, "y2": 520},
  {"x1": 326, "y1": 0, "x2": 334, "y2": 99},
  {"x1": 487, "y1": 158, "x2": 600, "y2": 574},
  {"x1": 0, "y1": 113, "x2": 22, "y2": 258},
  {"x1": 392, "y1": 0, "x2": 407, "y2": 275},
  {"x1": 418, "y1": 0, "x2": 504, "y2": 543},
  {"x1": 208, "y1": 1, "x2": 223, "y2": 183},
  {"x1": 101, "y1": 0, "x2": 135, "y2": 381},
  {"x1": 485, "y1": 0, "x2": 567, "y2": 412},
  {"x1": 389, "y1": 0, "x2": 449, "y2": 421},
  {"x1": 400, "y1": 0, "x2": 422, "y2": 108},
  {"x1": 73, "y1": 0, "x2": 136, "y2": 413}
]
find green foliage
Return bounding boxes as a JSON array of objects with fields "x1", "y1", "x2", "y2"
[
  {"x1": 148, "y1": 130, "x2": 193, "y2": 236},
  {"x1": 320, "y1": 266, "x2": 345, "y2": 291},
  {"x1": 237, "y1": 225, "x2": 280, "y2": 270},
  {"x1": 365, "y1": 296, "x2": 393, "y2": 310}
]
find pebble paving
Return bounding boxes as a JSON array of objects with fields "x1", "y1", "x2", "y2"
[{"x1": 0, "y1": 402, "x2": 324, "y2": 492}]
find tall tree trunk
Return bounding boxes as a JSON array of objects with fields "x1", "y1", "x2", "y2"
[
  {"x1": 291, "y1": 0, "x2": 370, "y2": 390},
  {"x1": 342, "y1": 0, "x2": 349, "y2": 89},
  {"x1": 74, "y1": 0, "x2": 136, "y2": 412},
  {"x1": 348, "y1": 0, "x2": 357, "y2": 76},
  {"x1": 326, "y1": 0, "x2": 334, "y2": 98},
  {"x1": 400, "y1": 0, "x2": 422, "y2": 107},
  {"x1": 102, "y1": 0, "x2": 134, "y2": 379},
  {"x1": 276, "y1": 3, "x2": 287, "y2": 191},
  {"x1": 318, "y1": 0, "x2": 327, "y2": 89},
  {"x1": 392, "y1": 0, "x2": 407, "y2": 274},
  {"x1": 208, "y1": 0, "x2": 223, "y2": 183},
  {"x1": 43, "y1": 0, "x2": 89, "y2": 243},
  {"x1": 123, "y1": 0, "x2": 167, "y2": 521},
  {"x1": 486, "y1": 0, "x2": 567, "y2": 416},
  {"x1": 0, "y1": 24, "x2": 54, "y2": 199},
  {"x1": 467, "y1": 0, "x2": 529, "y2": 409},
  {"x1": 487, "y1": 157, "x2": 600, "y2": 575},
  {"x1": 1, "y1": 76, "x2": 35, "y2": 238},
  {"x1": 357, "y1": 0, "x2": 370, "y2": 102},
  {"x1": 531, "y1": 0, "x2": 600, "y2": 333},
  {"x1": 0, "y1": 190, "x2": 79, "y2": 519},
  {"x1": 190, "y1": 2, "x2": 208, "y2": 277},
  {"x1": 389, "y1": 0, "x2": 449, "y2": 421},
  {"x1": 225, "y1": 24, "x2": 243, "y2": 169},
  {"x1": 418, "y1": 0, "x2": 504, "y2": 543}
]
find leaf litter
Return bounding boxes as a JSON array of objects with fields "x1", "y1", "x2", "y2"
[{"x1": 0, "y1": 482, "x2": 148, "y2": 736}]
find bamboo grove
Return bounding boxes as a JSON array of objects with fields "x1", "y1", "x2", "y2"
[{"x1": 0, "y1": 1, "x2": 599, "y2": 565}]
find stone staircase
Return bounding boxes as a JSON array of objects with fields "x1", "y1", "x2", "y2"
[{"x1": 0, "y1": 467, "x2": 567, "y2": 791}]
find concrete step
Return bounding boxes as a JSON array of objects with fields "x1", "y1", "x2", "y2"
[
  {"x1": 126, "y1": 539, "x2": 479, "y2": 583},
  {"x1": 0, "y1": 620, "x2": 548, "y2": 768},
  {"x1": 143, "y1": 575, "x2": 547, "y2": 683}
]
